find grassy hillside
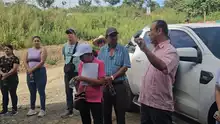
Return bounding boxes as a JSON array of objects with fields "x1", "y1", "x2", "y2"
[{"x1": 0, "y1": 3, "x2": 219, "y2": 48}]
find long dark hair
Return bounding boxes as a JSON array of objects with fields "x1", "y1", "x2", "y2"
[
  {"x1": 4, "y1": 44, "x2": 14, "y2": 55},
  {"x1": 32, "y1": 36, "x2": 41, "y2": 41}
]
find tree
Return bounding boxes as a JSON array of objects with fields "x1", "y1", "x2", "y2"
[
  {"x1": 94, "y1": 0, "x2": 101, "y2": 5},
  {"x1": 164, "y1": 0, "x2": 220, "y2": 17},
  {"x1": 36, "y1": 0, "x2": 55, "y2": 9},
  {"x1": 78, "y1": 0, "x2": 92, "y2": 6},
  {"x1": 104, "y1": 0, "x2": 120, "y2": 5},
  {"x1": 147, "y1": 0, "x2": 160, "y2": 11}
]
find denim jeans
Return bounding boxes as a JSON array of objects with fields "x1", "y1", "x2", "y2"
[
  {"x1": 0, "y1": 75, "x2": 18, "y2": 112},
  {"x1": 79, "y1": 102, "x2": 103, "y2": 124},
  {"x1": 27, "y1": 67, "x2": 47, "y2": 110},
  {"x1": 64, "y1": 72, "x2": 78, "y2": 112},
  {"x1": 217, "y1": 121, "x2": 220, "y2": 124}
]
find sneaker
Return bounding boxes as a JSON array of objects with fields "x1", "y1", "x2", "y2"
[
  {"x1": 61, "y1": 110, "x2": 73, "y2": 118},
  {"x1": 27, "y1": 109, "x2": 37, "y2": 116},
  {"x1": 38, "y1": 110, "x2": 46, "y2": 117},
  {"x1": 10, "y1": 109, "x2": 18, "y2": 116},
  {"x1": 0, "y1": 110, "x2": 8, "y2": 115}
]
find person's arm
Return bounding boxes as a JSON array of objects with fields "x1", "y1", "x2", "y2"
[
  {"x1": 112, "y1": 47, "x2": 131, "y2": 79},
  {"x1": 216, "y1": 69, "x2": 220, "y2": 111},
  {"x1": 62, "y1": 45, "x2": 65, "y2": 60},
  {"x1": 78, "y1": 61, "x2": 106, "y2": 86},
  {"x1": 31, "y1": 47, "x2": 47, "y2": 71},
  {"x1": 142, "y1": 46, "x2": 179, "y2": 74},
  {"x1": 23, "y1": 50, "x2": 29, "y2": 71},
  {"x1": 3, "y1": 57, "x2": 19, "y2": 78}
]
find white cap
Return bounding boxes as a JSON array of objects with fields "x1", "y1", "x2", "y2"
[{"x1": 73, "y1": 43, "x2": 93, "y2": 57}]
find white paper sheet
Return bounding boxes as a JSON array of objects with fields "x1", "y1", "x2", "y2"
[{"x1": 81, "y1": 63, "x2": 99, "y2": 86}]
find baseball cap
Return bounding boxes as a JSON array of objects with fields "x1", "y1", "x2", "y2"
[
  {"x1": 73, "y1": 43, "x2": 93, "y2": 57},
  {"x1": 65, "y1": 28, "x2": 76, "y2": 34},
  {"x1": 106, "y1": 27, "x2": 119, "y2": 36}
]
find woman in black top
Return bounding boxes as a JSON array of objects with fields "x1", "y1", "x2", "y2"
[{"x1": 0, "y1": 44, "x2": 20, "y2": 115}]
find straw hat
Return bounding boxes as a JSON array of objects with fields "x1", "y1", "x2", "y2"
[{"x1": 92, "y1": 35, "x2": 106, "y2": 46}]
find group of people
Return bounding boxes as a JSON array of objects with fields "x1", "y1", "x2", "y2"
[{"x1": 1, "y1": 20, "x2": 220, "y2": 124}]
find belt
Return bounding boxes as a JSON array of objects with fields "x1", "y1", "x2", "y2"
[{"x1": 112, "y1": 80, "x2": 124, "y2": 85}]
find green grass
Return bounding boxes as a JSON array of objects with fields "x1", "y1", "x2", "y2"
[{"x1": 1, "y1": 3, "x2": 220, "y2": 49}]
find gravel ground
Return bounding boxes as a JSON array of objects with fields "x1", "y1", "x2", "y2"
[{"x1": 0, "y1": 66, "x2": 141, "y2": 124}]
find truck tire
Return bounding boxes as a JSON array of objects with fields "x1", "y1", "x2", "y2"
[
  {"x1": 126, "y1": 82, "x2": 139, "y2": 112},
  {"x1": 208, "y1": 102, "x2": 217, "y2": 124}
]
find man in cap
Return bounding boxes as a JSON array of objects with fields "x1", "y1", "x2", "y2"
[
  {"x1": 61, "y1": 28, "x2": 80, "y2": 118},
  {"x1": 98, "y1": 27, "x2": 131, "y2": 124}
]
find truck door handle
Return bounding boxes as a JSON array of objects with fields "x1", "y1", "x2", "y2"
[
  {"x1": 200, "y1": 70, "x2": 213, "y2": 84},
  {"x1": 136, "y1": 59, "x2": 143, "y2": 62}
]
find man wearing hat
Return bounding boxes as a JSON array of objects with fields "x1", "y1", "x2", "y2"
[
  {"x1": 61, "y1": 28, "x2": 80, "y2": 118},
  {"x1": 98, "y1": 27, "x2": 131, "y2": 124}
]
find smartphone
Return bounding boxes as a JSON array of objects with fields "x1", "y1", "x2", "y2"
[{"x1": 133, "y1": 30, "x2": 143, "y2": 38}]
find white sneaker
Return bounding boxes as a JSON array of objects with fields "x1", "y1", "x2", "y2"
[
  {"x1": 27, "y1": 109, "x2": 37, "y2": 116},
  {"x1": 38, "y1": 110, "x2": 46, "y2": 117}
]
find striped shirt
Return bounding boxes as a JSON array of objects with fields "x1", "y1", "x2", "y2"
[{"x1": 98, "y1": 44, "x2": 131, "y2": 81}]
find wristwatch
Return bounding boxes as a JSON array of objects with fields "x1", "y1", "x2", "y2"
[{"x1": 111, "y1": 75, "x2": 114, "y2": 80}]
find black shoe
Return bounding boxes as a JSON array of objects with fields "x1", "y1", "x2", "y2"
[
  {"x1": 61, "y1": 110, "x2": 73, "y2": 118},
  {"x1": 10, "y1": 109, "x2": 18, "y2": 116},
  {"x1": 0, "y1": 110, "x2": 8, "y2": 115}
]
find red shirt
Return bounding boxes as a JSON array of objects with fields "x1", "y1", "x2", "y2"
[{"x1": 78, "y1": 58, "x2": 105, "y2": 103}]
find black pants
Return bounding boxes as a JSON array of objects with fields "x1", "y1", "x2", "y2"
[
  {"x1": 140, "y1": 104, "x2": 172, "y2": 124},
  {"x1": 0, "y1": 77, "x2": 18, "y2": 112},
  {"x1": 64, "y1": 73, "x2": 77, "y2": 112},
  {"x1": 103, "y1": 81, "x2": 128, "y2": 124},
  {"x1": 79, "y1": 102, "x2": 103, "y2": 124}
]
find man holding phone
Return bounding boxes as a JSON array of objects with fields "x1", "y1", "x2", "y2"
[{"x1": 134, "y1": 20, "x2": 179, "y2": 124}]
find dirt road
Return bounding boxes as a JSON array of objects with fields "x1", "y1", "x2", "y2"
[{"x1": 0, "y1": 65, "x2": 140, "y2": 124}]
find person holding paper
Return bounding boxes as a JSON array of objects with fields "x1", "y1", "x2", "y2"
[
  {"x1": 72, "y1": 43, "x2": 105, "y2": 124},
  {"x1": 98, "y1": 27, "x2": 131, "y2": 124}
]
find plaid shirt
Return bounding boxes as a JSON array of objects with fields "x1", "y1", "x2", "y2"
[
  {"x1": 98, "y1": 44, "x2": 131, "y2": 81},
  {"x1": 138, "y1": 40, "x2": 179, "y2": 112}
]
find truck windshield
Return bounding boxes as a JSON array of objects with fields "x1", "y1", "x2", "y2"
[{"x1": 192, "y1": 27, "x2": 220, "y2": 59}]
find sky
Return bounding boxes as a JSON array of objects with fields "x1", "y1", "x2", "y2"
[{"x1": 3, "y1": 0, "x2": 165, "y2": 8}]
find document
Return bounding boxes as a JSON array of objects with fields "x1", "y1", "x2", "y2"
[{"x1": 81, "y1": 63, "x2": 99, "y2": 86}]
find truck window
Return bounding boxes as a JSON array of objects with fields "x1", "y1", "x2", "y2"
[
  {"x1": 169, "y1": 30, "x2": 197, "y2": 48},
  {"x1": 192, "y1": 27, "x2": 220, "y2": 59}
]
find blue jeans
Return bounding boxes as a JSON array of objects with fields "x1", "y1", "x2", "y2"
[
  {"x1": 217, "y1": 121, "x2": 220, "y2": 124},
  {"x1": 27, "y1": 67, "x2": 47, "y2": 110}
]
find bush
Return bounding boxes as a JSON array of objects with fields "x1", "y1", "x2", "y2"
[{"x1": 0, "y1": 3, "x2": 217, "y2": 49}]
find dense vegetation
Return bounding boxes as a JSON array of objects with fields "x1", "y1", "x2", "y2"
[{"x1": 1, "y1": 0, "x2": 220, "y2": 48}]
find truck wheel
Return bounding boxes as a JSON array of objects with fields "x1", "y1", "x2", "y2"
[
  {"x1": 208, "y1": 102, "x2": 217, "y2": 124},
  {"x1": 126, "y1": 83, "x2": 139, "y2": 112}
]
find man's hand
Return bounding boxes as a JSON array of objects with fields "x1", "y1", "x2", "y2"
[
  {"x1": 214, "y1": 111, "x2": 220, "y2": 122},
  {"x1": 104, "y1": 76, "x2": 113, "y2": 86},
  {"x1": 134, "y1": 38, "x2": 147, "y2": 51}
]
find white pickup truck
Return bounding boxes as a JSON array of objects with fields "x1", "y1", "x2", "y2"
[{"x1": 126, "y1": 23, "x2": 220, "y2": 124}]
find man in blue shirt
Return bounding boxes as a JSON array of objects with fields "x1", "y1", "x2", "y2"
[
  {"x1": 61, "y1": 28, "x2": 80, "y2": 118},
  {"x1": 98, "y1": 27, "x2": 131, "y2": 124}
]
